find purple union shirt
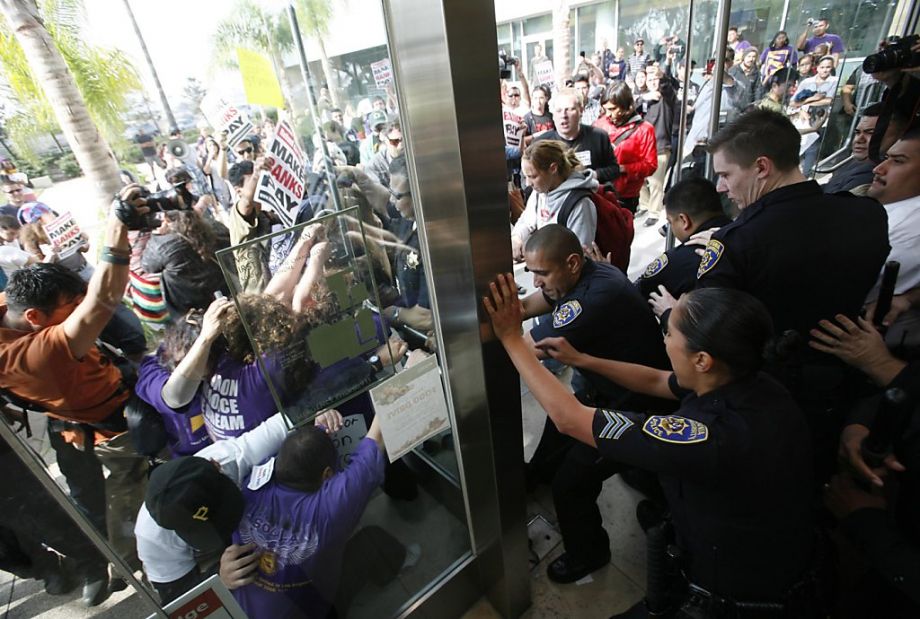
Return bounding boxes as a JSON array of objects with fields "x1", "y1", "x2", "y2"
[
  {"x1": 201, "y1": 354, "x2": 284, "y2": 442},
  {"x1": 231, "y1": 438, "x2": 386, "y2": 618}
]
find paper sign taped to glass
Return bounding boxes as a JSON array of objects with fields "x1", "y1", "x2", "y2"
[{"x1": 370, "y1": 355, "x2": 451, "y2": 462}]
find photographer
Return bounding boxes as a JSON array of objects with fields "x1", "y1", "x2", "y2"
[{"x1": 796, "y1": 18, "x2": 845, "y2": 67}]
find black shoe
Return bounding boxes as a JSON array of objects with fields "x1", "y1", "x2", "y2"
[
  {"x1": 383, "y1": 459, "x2": 418, "y2": 501},
  {"x1": 82, "y1": 574, "x2": 111, "y2": 607},
  {"x1": 610, "y1": 599, "x2": 649, "y2": 619},
  {"x1": 643, "y1": 217, "x2": 659, "y2": 227},
  {"x1": 44, "y1": 570, "x2": 78, "y2": 595},
  {"x1": 546, "y1": 551, "x2": 610, "y2": 584}
]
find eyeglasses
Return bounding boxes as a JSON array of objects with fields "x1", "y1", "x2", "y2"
[
  {"x1": 388, "y1": 137, "x2": 402, "y2": 147},
  {"x1": 509, "y1": 92, "x2": 521, "y2": 97},
  {"x1": 236, "y1": 147, "x2": 253, "y2": 156},
  {"x1": 4, "y1": 188, "x2": 22, "y2": 195},
  {"x1": 389, "y1": 187, "x2": 411, "y2": 201}
]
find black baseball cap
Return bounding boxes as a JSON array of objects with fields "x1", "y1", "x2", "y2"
[{"x1": 145, "y1": 457, "x2": 245, "y2": 553}]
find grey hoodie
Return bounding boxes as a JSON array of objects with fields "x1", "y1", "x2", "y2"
[{"x1": 513, "y1": 170, "x2": 599, "y2": 248}]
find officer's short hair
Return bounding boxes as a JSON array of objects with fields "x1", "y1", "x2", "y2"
[
  {"x1": 898, "y1": 127, "x2": 920, "y2": 144},
  {"x1": 664, "y1": 178, "x2": 724, "y2": 220},
  {"x1": 707, "y1": 109, "x2": 801, "y2": 172},
  {"x1": 524, "y1": 224, "x2": 584, "y2": 264},
  {"x1": 860, "y1": 103, "x2": 883, "y2": 118},
  {"x1": 274, "y1": 425, "x2": 337, "y2": 493}
]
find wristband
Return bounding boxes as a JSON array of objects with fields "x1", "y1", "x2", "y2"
[
  {"x1": 100, "y1": 253, "x2": 130, "y2": 265},
  {"x1": 103, "y1": 245, "x2": 131, "y2": 258}
]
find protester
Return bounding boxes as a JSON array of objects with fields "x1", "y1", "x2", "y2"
[{"x1": 761, "y1": 31, "x2": 799, "y2": 83}]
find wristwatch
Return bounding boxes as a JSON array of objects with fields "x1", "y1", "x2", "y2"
[{"x1": 369, "y1": 355, "x2": 383, "y2": 372}]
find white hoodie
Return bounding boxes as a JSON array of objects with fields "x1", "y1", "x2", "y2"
[{"x1": 513, "y1": 170, "x2": 599, "y2": 248}]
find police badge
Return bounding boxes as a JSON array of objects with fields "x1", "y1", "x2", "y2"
[
  {"x1": 552, "y1": 300, "x2": 583, "y2": 327},
  {"x1": 642, "y1": 415, "x2": 709, "y2": 444},
  {"x1": 641, "y1": 253, "x2": 669, "y2": 279},
  {"x1": 406, "y1": 251, "x2": 420, "y2": 269},
  {"x1": 697, "y1": 239, "x2": 724, "y2": 278}
]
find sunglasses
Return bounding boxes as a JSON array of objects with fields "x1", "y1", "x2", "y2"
[
  {"x1": 236, "y1": 147, "x2": 253, "y2": 155},
  {"x1": 509, "y1": 92, "x2": 521, "y2": 97},
  {"x1": 388, "y1": 137, "x2": 402, "y2": 146}
]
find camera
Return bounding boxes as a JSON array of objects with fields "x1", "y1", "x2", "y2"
[
  {"x1": 115, "y1": 186, "x2": 185, "y2": 230},
  {"x1": 863, "y1": 34, "x2": 920, "y2": 73},
  {"x1": 499, "y1": 49, "x2": 518, "y2": 79}
]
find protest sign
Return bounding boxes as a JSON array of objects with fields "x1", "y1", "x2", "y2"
[
  {"x1": 43, "y1": 212, "x2": 83, "y2": 260},
  {"x1": 502, "y1": 106, "x2": 524, "y2": 148},
  {"x1": 236, "y1": 48, "x2": 286, "y2": 109},
  {"x1": 200, "y1": 93, "x2": 254, "y2": 148},
  {"x1": 328, "y1": 415, "x2": 368, "y2": 469},
  {"x1": 370, "y1": 58, "x2": 393, "y2": 88},
  {"x1": 534, "y1": 60, "x2": 555, "y2": 86},
  {"x1": 255, "y1": 118, "x2": 306, "y2": 227}
]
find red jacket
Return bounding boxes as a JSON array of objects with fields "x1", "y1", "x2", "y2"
[{"x1": 593, "y1": 115, "x2": 658, "y2": 199}]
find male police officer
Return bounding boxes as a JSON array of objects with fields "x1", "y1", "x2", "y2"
[
  {"x1": 521, "y1": 225, "x2": 670, "y2": 583},
  {"x1": 636, "y1": 178, "x2": 730, "y2": 302},
  {"x1": 671, "y1": 109, "x2": 890, "y2": 480}
]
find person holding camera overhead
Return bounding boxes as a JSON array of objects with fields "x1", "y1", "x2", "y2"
[{"x1": 796, "y1": 18, "x2": 845, "y2": 66}]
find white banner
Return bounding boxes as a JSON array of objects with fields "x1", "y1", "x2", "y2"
[
  {"x1": 42, "y1": 211, "x2": 83, "y2": 260},
  {"x1": 370, "y1": 58, "x2": 393, "y2": 88}
]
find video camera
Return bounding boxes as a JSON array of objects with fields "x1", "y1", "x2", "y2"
[
  {"x1": 863, "y1": 34, "x2": 920, "y2": 73},
  {"x1": 114, "y1": 186, "x2": 186, "y2": 230},
  {"x1": 499, "y1": 49, "x2": 518, "y2": 80}
]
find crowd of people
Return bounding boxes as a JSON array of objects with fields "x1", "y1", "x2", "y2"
[{"x1": 0, "y1": 15, "x2": 918, "y2": 619}]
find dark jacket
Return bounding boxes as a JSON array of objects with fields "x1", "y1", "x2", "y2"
[{"x1": 534, "y1": 126, "x2": 620, "y2": 183}]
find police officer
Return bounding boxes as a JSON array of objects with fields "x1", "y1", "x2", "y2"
[
  {"x1": 486, "y1": 280, "x2": 818, "y2": 617},
  {"x1": 519, "y1": 225, "x2": 671, "y2": 583},
  {"x1": 635, "y1": 178, "x2": 730, "y2": 302},
  {"x1": 811, "y1": 314, "x2": 920, "y2": 617},
  {"x1": 654, "y1": 109, "x2": 890, "y2": 481},
  {"x1": 381, "y1": 156, "x2": 432, "y2": 333}
]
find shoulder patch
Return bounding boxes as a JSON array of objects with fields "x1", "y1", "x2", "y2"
[
  {"x1": 642, "y1": 415, "x2": 709, "y2": 444},
  {"x1": 598, "y1": 410, "x2": 634, "y2": 440},
  {"x1": 641, "y1": 253, "x2": 669, "y2": 279},
  {"x1": 553, "y1": 300, "x2": 583, "y2": 328},
  {"x1": 696, "y1": 239, "x2": 724, "y2": 278}
]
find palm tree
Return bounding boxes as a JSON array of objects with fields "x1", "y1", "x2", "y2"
[
  {"x1": 0, "y1": 0, "x2": 124, "y2": 213},
  {"x1": 552, "y1": 0, "x2": 573, "y2": 88},
  {"x1": 211, "y1": 0, "x2": 300, "y2": 115},
  {"x1": 294, "y1": 0, "x2": 342, "y2": 109}
]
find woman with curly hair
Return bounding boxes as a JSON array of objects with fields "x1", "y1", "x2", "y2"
[{"x1": 141, "y1": 209, "x2": 230, "y2": 316}]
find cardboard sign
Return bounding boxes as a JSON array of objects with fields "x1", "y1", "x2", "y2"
[
  {"x1": 236, "y1": 47, "x2": 285, "y2": 109},
  {"x1": 370, "y1": 355, "x2": 451, "y2": 462},
  {"x1": 43, "y1": 211, "x2": 83, "y2": 259},
  {"x1": 502, "y1": 106, "x2": 524, "y2": 148},
  {"x1": 370, "y1": 58, "x2": 393, "y2": 88},
  {"x1": 200, "y1": 93, "x2": 254, "y2": 148},
  {"x1": 328, "y1": 414, "x2": 368, "y2": 470},
  {"x1": 534, "y1": 60, "x2": 555, "y2": 86},
  {"x1": 255, "y1": 118, "x2": 306, "y2": 227},
  {"x1": 147, "y1": 574, "x2": 246, "y2": 619}
]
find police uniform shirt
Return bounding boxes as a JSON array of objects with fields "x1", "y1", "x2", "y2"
[
  {"x1": 590, "y1": 371, "x2": 814, "y2": 601},
  {"x1": 530, "y1": 259, "x2": 669, "y2": 407},
  {"x1": 695, "y1": 181, "x2": 890, "y2": 339},
  {"x1": 394, "y1": 223, "x2": 429, "y2": 309},
  {"x1": 636, "y1": 215, "x2": 731, "y2": 301}
]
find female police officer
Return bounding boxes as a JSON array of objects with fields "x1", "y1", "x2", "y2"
[{"x1": 484, "y1": 277, "x2": 818, "y2": 617}]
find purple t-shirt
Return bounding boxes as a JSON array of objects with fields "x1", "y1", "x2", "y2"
[
  {"x1": 134, "y1": 356, "x2": 212, "y2": 457},
  {"x1": 201, "y1": 354, "x2": 283, "y2": 441},
  {"x1": 231, "y1": 438, "x2": 386, "y2": 618},
  {"x1": 804, "y1": 33, "x2": 844, "y2": 55}
]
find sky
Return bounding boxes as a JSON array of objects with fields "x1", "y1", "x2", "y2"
[{"x1": 82, "y1": 0, "x2": 244, "y2": 101}]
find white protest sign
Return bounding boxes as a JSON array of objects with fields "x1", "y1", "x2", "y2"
[
  {"x1": 255, "y1": 118, "x2": 306, "y2": 227},
  {"x1": 43, "y1": 212, "x2": 83, "y2": 259},
  {"x1": 328, "y1": 414, "x2": 368, "y2": 469},
  {"x1": 534, "y1": 60, "x2": 555, "y2": 86},
  {"x1": 200, "y1": 93, "x2": 254, "y2": 148},
  {"x1": 370, "y1": 58, "x2": 393, "y2": 88},
  {"x1": 370, "y1": 355, "x2": 451, "y2": 462},
  {"x1": 502, "y1": 106, "x2": 524, "y2": 148},
  {"x1": 148, "y1": 574, "x2": 247, "y2": 619}
]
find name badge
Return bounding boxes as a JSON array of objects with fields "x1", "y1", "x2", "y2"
[
  {"x1": 575, "y1": 150, "x2": 592, "y2": 167},
  {"x1": 248, "y1": 457, "x2": 275, "y2": 490}
]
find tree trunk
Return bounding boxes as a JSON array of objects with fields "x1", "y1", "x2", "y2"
[
  {"x1": 0, "y1": 0, "x2": 121, "y2": 216},
  {"x1": 553, "y1": 0, "x2": 572, "y2": 89},
  {"x1": 121, "y1": 0, "x2": 178, "y2": 133},
  {"x1": 316, "y1": 34, "x2": 342, "y2": 109},
  {"x1": 49, "y1": 131, "x2": 65, "y2": 153}
]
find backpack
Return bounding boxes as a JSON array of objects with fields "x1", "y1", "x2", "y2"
[{"x1": 558, "y1": 184, "x2": 635, "y2": 272}]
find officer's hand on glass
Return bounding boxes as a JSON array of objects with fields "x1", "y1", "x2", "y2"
[
  {"x1": 838, "y1": 423, "x2": 905, "y2": 488},
  {"x1": 824, "y1": 472, "x2": 887, "y2": 519},
  {"x1": 534, "y1": 336, "x2": 584, "y2": 367},
  {"x1": 315, "y1": 409, "x2": 344, "y2": 433},
  {"x1": 583, "y1": 241, "x2": 612, "y2": 264},
  {"x1": 483, "y1": 272, "x2": 525, "y2": 341},
  {"x1": 865, "y1": 295, "x2": 912, "y2": 329},
  {"x1": 648, "y1": 284, "x2": 678, "y2": 317},
  {"x1": 219, "y1": 543, "x2": 260, "y2": 590}
]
